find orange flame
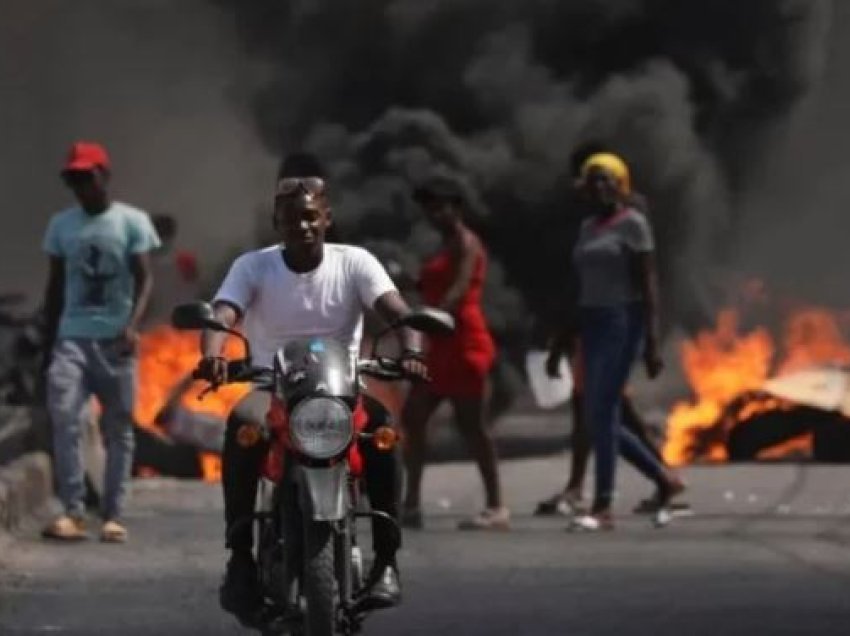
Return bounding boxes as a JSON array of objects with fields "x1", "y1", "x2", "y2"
[
  {"x1": 664, "y1": 307, "x2": 850, "y2": 466},
  {"x1": 778, "y1": 310, "x2": 850, "y2": 375},
  {"x1": 135, "y1": 325, "x2": 250, "y2": 480},
  {"x1": 199, "y1": 452, "x2": 223, "y2": 482},
  {"x1": 756, "y1": 433, "x2": 813, "y2": 461}
]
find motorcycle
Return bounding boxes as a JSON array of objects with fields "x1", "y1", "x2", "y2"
[{"x1": 171, "y1": 301, "x2": 454, "y2": 636}]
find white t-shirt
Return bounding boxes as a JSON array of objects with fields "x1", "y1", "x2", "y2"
[{"x1": 213, "y1": 244, "x2": 397, "y2": 368}]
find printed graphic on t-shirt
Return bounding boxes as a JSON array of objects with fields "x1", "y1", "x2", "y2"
[{"x1": 71, "y1": 240, "x2": 122, "y2": 308}]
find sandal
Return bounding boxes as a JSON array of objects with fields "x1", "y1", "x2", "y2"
[
  {"x1": 648, "y1": 478, "x2": 689, "y2": 528},
  {"x1": 458, "y1": 507, "x2": 511, "y2": 531},
  {"x1": 634, "y1": 496, "x2": 693, "y2": 516},
  {"x1": 534, "y1": 491, "x2": 584, "y2": 517},
  {"x1": 100, "y1": 519, "x2": 129, "y2": 543},
  {"x1": 42, "y1": 515, "x2": 88, "y2": 541}
]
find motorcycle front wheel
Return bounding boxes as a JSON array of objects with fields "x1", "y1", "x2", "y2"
[{"x1": 303, "y1": 519, "x2": 336, "y2": 636}]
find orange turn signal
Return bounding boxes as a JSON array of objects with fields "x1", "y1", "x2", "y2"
[
  {"x1": 236, "y1": 424, "x2": 262, "y2": 448},
  {"x1": 373, "y1": 426, "x2": 400, "y2": 452}
]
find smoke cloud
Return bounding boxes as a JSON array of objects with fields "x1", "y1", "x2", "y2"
[
  {"x1": 216, "y1": 0, "x2": 835, "y2": 337},
  {"x1": 0, "y1": 0, "x2": 273, "y2": 302},
  {"x1": 1, "y1": 0, "x2": 840, "y2": 340}
]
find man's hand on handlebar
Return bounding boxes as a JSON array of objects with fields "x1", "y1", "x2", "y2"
[
  {"x1": 196, "y1": 356, "x2": 228, "y2": 386},
  {"x1": 400, "y1": 349, "x2": 430, "y2": 382}
]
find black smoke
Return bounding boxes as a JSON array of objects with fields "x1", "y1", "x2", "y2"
[
  {"x1": 0, "y1": 1, "x2": 835, "y2": 338},
  {"x1": 214, "y1": 0, "x2": 834, "y2": 339}
]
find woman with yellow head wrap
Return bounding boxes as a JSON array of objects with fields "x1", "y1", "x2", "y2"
[
  {"x1": 544, "y1": 150, "x2": 683, "y2": 531},
  {"x1": 579, "y1": 152, "x2": 631, "y2": 196}
]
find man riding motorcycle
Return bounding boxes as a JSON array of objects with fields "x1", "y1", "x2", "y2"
[{"x1": 197, "y1": 153, "x2": 427, "y2": 624}]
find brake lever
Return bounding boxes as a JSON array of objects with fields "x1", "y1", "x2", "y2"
[
  {"x1": 197, "y1": 383, "x2": 219, "y2": 401},
  {"x1": 377, "y1": 356, "x2": 399, "y2": 370}
]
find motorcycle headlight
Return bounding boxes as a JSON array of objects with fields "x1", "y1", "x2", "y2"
[{"x1": 289, "y1": 397, "x2": 354, "y2": 459}]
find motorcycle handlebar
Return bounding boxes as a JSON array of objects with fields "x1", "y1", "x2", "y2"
[
  {"x1": 191, "y1": 356, "x2": 424, "y2": 390},
  {"x1": 357, "y1": 358, "x2": 427, "y2": 383},
  {"x1": 192, "y1": 360, "x2": 270, "y2": 384}
]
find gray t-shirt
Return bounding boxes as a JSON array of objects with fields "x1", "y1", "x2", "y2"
[{"x1": 573, "y1": 208, "x2": 654, "y2": 307}]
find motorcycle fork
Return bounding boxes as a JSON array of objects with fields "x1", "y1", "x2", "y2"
[
  {"x1": 276, "y1": 472, "x2": 303, "y2": 611},
  {"x1": 335, "y1": 475, "x2": 360, "y2": 611}
]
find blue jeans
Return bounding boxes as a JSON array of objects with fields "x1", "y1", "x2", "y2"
[
  {"x1": 580, "y1": 304, "x2": 667, "y2": 510},
  {"x1": 47, "y1": 338, "x2": 136, "y2": 520}
]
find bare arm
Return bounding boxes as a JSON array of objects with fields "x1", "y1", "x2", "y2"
[
  {"x1": 43, "y1": 256, "x2": 65, "y2": 351},
  {"x1": 545, "y1": 326, "x2": 577, "y2": 379},
  {"x1": 128, "y1": 252, "x2": 154, "y2": 333},
  {"x1": 547, "y1": 328, "x2": 574, "y2": 360},
  {"x1": 547, "y1": 272, "x2": 580, "y2": 359},
  {"x1": 637, "y1": 252, "x2": 660, "y2": 345},
  {"x1": 373, "y1": 291, "x2": 422, "y2": 355},
  {"x1": 201, "y1": 301, "x2": 241, "y2": 359},
  {"x1": 545, "y1": 262, "x2": 580, "y2": 377},
  {"x1": 439, "y1": 232, "x2": 478, "y2": 313},
  {"x1": 636, "y1": 251, "x2": 663, "y2": 377}
]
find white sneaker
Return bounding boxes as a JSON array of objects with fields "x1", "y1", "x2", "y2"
[
  {"x1": 652, "y1": 508, "x2": 673, "y2": 528},
  {"x1": 568, "y1": 512, "x2": 614, "y2": 532}
]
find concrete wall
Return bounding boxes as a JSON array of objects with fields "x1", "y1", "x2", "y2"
[{"x1": 0, "y1": 407, "x2": 53, "y2": 531}]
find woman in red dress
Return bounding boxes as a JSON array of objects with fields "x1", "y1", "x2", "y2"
[{"x1": 401, "y1": 177, "x2": 509, "y2": 531}]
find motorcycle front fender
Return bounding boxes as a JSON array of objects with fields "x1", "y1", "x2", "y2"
[{"x1": 295, "y1": 462, "x2": 349, "y2": 522}]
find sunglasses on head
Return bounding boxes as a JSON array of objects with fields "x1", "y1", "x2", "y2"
[{"x1": 275, "y1": 177, "x2": 326, "y2": 197}]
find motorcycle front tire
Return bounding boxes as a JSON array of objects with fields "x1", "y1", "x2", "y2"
[{"x1": 304, "y1": 519, "x2": 336, "y2": 636}]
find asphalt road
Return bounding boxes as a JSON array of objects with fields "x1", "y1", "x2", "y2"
[{"x1": 2, "y1": 457, "x2": 850, "y2": 635}]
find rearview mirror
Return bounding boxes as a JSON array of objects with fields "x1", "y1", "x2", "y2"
[
  {"x1": 171, "y1": 302, "x2": 227, "y2": 332},
  {"x1": 396, "y1": 308, "x2": 455, "y2": 336}
]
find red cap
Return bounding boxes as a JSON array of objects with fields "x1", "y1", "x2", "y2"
[{"x1": 62, "y1": 141, "x2": 110, "y2": 173}]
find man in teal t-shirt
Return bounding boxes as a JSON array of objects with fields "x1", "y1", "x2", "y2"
[{"x1": 41, "y1": 141, "x2": 160, "y2": 543}]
